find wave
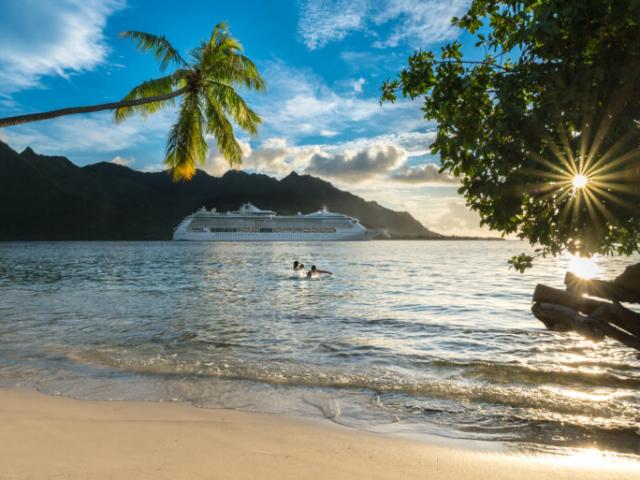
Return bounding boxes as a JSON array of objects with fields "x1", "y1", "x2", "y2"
[{"x1": 72, "y1": 347, "x2": 640, "y2": 429}]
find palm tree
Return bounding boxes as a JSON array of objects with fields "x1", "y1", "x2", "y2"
[{"x1": 0, "y1": 23, "x2": 264, "y2": 181}]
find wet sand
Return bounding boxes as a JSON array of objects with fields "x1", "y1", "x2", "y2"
[{"x1": 0, "y1": 388, "x2": 637, "y2": 480}]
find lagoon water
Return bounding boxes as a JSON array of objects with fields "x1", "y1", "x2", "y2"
[{"x1": 1, "y1": 241, "x2": 638, "y2": 456}]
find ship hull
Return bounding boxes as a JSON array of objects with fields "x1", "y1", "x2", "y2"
[{"x1": 173, "y1": 231, "x2": 372, "y2": 241}]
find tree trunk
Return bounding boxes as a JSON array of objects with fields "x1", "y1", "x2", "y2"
[{"x1": 0, "y1": 87, "x2": 188, "y2": 128}]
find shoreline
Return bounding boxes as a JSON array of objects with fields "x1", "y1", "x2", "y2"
[{"x1": 1, "y1": 388, "x2": 638, "y2": 480}]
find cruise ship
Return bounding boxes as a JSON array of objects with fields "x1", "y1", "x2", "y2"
[{"x1": 173, "y1": 203, "x2": 374, "y2": 241}]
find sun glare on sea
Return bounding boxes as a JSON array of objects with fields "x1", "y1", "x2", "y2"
[
  {"x1": 568, "y1": 254, "x2": 600, "y2": 279},
  {"x1": 540, "y1": 447, "x2": 640, "y2": 472},
  {"x1": 572, "y1": 174, "x2": 588, "y2": 190}
]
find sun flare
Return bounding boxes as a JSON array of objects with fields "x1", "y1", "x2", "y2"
[
  {"x1": 568, "y1": 254, "x2": 600, "y2": 279},
  {"x1": 572, "y1": 174, "x2": 588, "y2": 190}
]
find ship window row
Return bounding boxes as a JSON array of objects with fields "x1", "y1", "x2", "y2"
[
  {"x1": 189, "y1": 227, "x2": 338, "y2": 233},
  {"x1": 191, "y1": 221, "x2": 351, "y2": 229},
  {"x1": 193, "y1": 217, "x2": 351, "y2": 226}
]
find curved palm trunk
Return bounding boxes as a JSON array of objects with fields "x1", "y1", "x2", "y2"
[{"x1": 0, "y1": 87, "x2": 188, "y2": 128}]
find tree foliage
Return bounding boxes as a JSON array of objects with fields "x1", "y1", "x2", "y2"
[
  {"x1": 117, "y1": 23, "x2": 264, "y2": 181},
  {"x1": 382, "y1": 0, "x2": 640, "y2": 270}
]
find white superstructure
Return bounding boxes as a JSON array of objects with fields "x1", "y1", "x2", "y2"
[{"x1": 173, "y1": 203, "x2": 373, "y2": 241}]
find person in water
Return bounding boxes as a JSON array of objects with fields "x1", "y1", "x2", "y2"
[
  {"x1": 293, "y1": 261, "x2": 306, "y2": 277},
  {"x1": 306, "y1": 265, "x2": 332, "y2": 278}
]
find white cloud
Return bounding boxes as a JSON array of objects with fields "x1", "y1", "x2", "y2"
[
  {"x1": 339, "y1": 131, "x2": 436, "y2": 156},
  {"x1": 298, "y1": 0, "x2": 369, "y2": 50},
  {"x1": 203, "y1": 137, "x2": 320, "y2": 178},
  {"x1": 306, "y1": 144, "x2": 406, "y2": 182},
  {"x1": 298, "y1": 0, "x2": 470, "y2": 50},
  {"x1": 434, "y1": 200, "x2": 486, "y2": 236},
  {"x1": 202, "y1": 130, "x2": 436, "y2": 179},
  {"x1": 2, "y1": 108, "x2": 175, "y2": 163},
  {"x1": 141, "y1": 163, "x2": 165, "y2": 173},
  {"x1": 390, "y1": 163, "x2": 457, "y2": 184},
  {"x1": 250, "y1": 61, "x2": 425, "y2": 141},
  {"x1": 353, "y1": 78, "x2": 366, "y2": 92},
  {"x1": 111, "y1": 155, "x2": 134, "y2": 167},
  {"x1": 0, "y1": 0, "x2": 126, "y2": 93},
  {"x1": 320, "y1": 129, "x2": 339, "y2": 137},
  {"x1": 371, "y1": 0, "x2": 470, "y2": 49}
]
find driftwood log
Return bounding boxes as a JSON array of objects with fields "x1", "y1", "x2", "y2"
[{"x1": 531, "y1": 263, "x2": 640, "y2": 352}]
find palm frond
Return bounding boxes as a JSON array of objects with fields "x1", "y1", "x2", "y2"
[
  {"x1": 114, "y1": 74, "x2": 185, "y2": 122},
  {"x1": 165, "y1": 92, "x2": 207, "y2": 181},
  {"x1": 120, "y1": 31, "x2": 188, "y2": 71},
  {"x1": 229, "y1": 54, "x2": 265, "y2": 91},
  {"x1": 199, "y1": 23, "x2": 265, "y2": 92},
  {"x1": 207, "y1": 81, "x2": 261, "y2": 135},
  {"x1": 204, "y1": 95, "x2": 243, "y2": 168},
  {"x1": 201, "y1": 51, "x2": 265, "y2": 91},
  {"x1": 209, "y1": 22, "x2": 229, "y2": 47}
]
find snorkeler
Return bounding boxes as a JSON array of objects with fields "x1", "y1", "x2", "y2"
[{"x1": 306, "y1": 265, "x2": 332, "y2": 278}]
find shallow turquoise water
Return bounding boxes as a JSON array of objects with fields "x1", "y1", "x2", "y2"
[{"x1": 0, "y1": 241, "x2": 638, "y2": 455}]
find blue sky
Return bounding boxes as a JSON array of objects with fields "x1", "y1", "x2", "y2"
[{"x1": 0, "y1": 0, "x2": 491, "y2": 236}]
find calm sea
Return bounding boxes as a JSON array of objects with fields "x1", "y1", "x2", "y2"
[{"x1": 1, "y1": 241, "x2": 638, "y2": 456}]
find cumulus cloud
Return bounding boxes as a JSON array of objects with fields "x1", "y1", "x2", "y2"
[
  {"x1": 0, "y1": 0, "x2": 126, "y2": 93},
  {"x1": 352, "y1": 78, "x2": 366, "y2": 92},
  {"x1": 203, "y1": 137, "x2": 320, "y2": 178},
  {"x1": 202, "y1": 131, "x2": 438, "y2": 182},
  {"x1": 305, "y1": 144, "x2": 406, "y2": 182},
  {"x1": 111, "y1": 155, "x2": 134, "y2": 167},
  {"x1": 390, "y1": 163, "x2": 457, "y2": 184},
  {"x1": 297, "y1": 0, "x2": 469, "y2": 50}
]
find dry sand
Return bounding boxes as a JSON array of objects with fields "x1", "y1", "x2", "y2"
[{"x1": 0, "y1": 388, "x2": 638, "y2": 480}]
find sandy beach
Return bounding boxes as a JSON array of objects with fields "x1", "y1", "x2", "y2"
[{"x1": 0, "y1": 388, "x2": 637, "y2": 480}]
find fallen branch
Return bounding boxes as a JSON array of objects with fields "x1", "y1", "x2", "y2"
[
  {"x1": 533, "y1": 284, "x2": 640, "y2": 337},
  {"x1": 533, "y1": 284, "x2": 602, "y2": 314},
  {"x1": 531, "y1": 302, "x2": 605, "y2": 341}
]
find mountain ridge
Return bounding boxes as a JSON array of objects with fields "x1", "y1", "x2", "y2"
[{"x1": 0, "y1": 141, "x2": 442, "y2": 240}]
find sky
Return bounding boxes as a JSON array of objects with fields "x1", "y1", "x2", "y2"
[{"x1": 0, "y1": 0, "x2": 493, "y2": 236}]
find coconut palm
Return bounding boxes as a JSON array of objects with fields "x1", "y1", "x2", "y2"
[{"x1": 0, "y1": 23, "x2": 264, "y2": 181}]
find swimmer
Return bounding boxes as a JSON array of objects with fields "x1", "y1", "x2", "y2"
[
  {"x1": 306, "y1": 265, "x2": 332, "y2": 278},
  {"x1": 293, "y1": 261, "x2": 306, "y2": 277}
]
